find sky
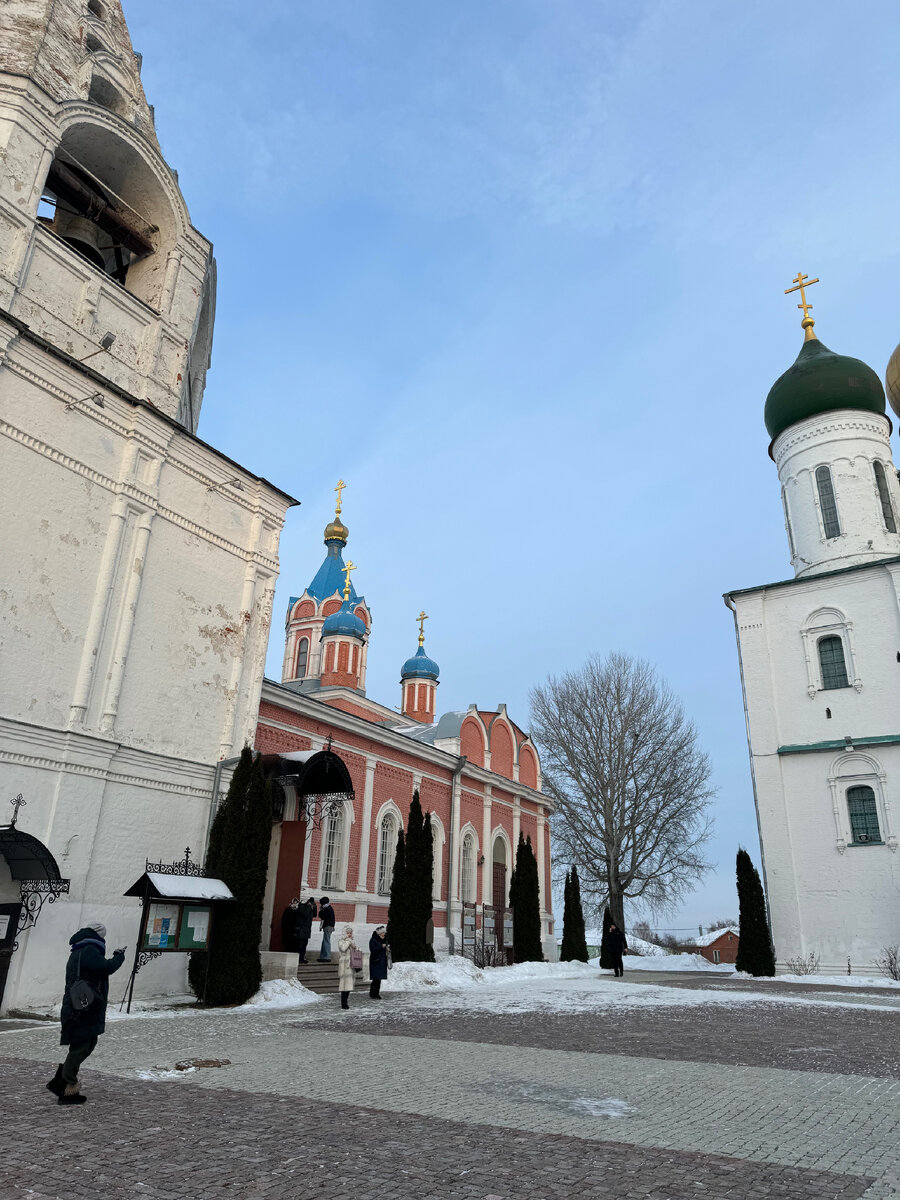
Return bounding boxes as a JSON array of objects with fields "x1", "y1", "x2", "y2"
[{"x1": 127, "y1": 0, "x2": 900, "y2": 933}]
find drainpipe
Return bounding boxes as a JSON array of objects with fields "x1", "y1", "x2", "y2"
[
  {"x1": 205, "y1": 756, "x2": 241, "y2": 857},
  {"x1": 445, "y1": 755, "x2": 467, "y2": 953}
]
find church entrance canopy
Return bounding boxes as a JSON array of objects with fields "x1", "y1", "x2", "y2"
[{"x1": 265, "y1": 749, "x2": 354, "y2": 828}]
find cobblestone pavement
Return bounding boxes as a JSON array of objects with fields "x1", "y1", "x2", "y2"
[
  {"x1": 3, "y1": 975, "x2": 899, "y2": 1199},
  {"x1": 302, "y1": 994, "x2": 900, "y2": 1077}
]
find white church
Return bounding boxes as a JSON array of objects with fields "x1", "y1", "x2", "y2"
[{"x1": 725, "y1": 277, "x2": 900, "y2": 974}]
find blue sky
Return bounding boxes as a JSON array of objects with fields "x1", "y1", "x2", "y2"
[{"x1": 128, "y1": 0, "x2": 900, "y2": 932}]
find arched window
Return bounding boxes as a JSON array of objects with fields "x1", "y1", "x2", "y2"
[
  {"x1": 818, "y1": 636, "x2": 849, "y2": 690},
  {"x1": 295, "y1": 637, "x2": 309, "y2": 679},
  {"x1": 460, "y1": 833, "x2": 476, "y2": 903},
  {"x1": 873, "y1": 461, "x2": 897, "y2": 533},
  {"x1": 377, "y1": 813, "x2": 399, "y2": 894},
  {"x1": 321, "y1": 807, "x2": 344, "y2": 889},
  {"x1": 815, "y1": 465, "x2": 841, "y2": 539},
  {"x1": 847, "y1": 786, "x2": 882, "y2": 844}
]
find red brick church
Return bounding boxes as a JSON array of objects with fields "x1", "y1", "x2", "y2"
[{"x1": 254, "y1": 486, "x2": 555, "y2": 961}]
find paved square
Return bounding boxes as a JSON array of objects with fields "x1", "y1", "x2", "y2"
[{"x1": 2, "y1": 971, "x2": 898, "y2": 1199}]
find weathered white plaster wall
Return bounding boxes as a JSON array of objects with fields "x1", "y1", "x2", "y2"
[{"x1": 729, "y1": 559, "x2": 900, "y2": 973}]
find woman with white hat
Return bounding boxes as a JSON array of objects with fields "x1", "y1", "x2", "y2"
[{"x1": 337, "y1": 925, "x2": 359, "y2": 1010}]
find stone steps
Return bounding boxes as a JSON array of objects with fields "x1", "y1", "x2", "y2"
[{"x1": 296, "y1": 961, "x2": 342, "y2": 994}]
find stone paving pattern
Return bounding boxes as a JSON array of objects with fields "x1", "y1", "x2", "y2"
[
  {"x1": 0, "y1": 1058, "x2": 876, "y2": 1200},
  {"x1": 303, "y1": 996, "x2": 900, "y2": 1077},
  {"x1": 3, "y1": 977, "x2": 900, "y2": 1199}
]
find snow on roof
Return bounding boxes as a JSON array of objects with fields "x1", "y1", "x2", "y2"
[
  {"x1": 691, "y1": 926, "x2": 739, "y2": 947},
  {"x1": 145, "y1": 873, "x2": 233, "y2": 901}
]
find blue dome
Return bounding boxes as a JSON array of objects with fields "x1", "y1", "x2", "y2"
[
  {"x1": 322, "y1": 600, "x2": 366, "y2": 640},
  {"x1": 401, "y1": 645, "x2": 440, "y2": 681}
]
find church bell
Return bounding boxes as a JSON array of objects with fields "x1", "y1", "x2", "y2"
[{"x1": 56, "y1": 214, "x2": 107, "y2": 271}]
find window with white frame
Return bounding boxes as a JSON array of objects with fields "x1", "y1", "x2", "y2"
[
  {"x1": 321, "y1": 807, "x2": 344, "y2": 889},
  {"x1": 377, "y1": 813, "x2": 398, "y2": 894},
  {"x1": 460, "y1": 833, "x2": 476, "y2": 903},
  {"x1": 873, "y1": 461, "x2": 898, "y2": 533},
  {"x1": 847, "y1": 785, "x2": 883, "y2": 845},
  {"x1": 296, "y1": 636, "x2": 309, "y2": 679},
  {"x1": 815, "y1": 465, "x2": 841, "y2": 539},
  {"x1": 818, "y1": 635, "x2": 850, "y2": 690}
]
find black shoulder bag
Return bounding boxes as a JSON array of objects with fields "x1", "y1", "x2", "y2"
[{"x1": 68, "y1": 951, "x2": 101, "y2": 1011}]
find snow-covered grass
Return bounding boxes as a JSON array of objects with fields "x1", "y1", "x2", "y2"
[
  {"x1": 614, "y1": 952, "x2": 734, "y2": 973},
  {"x1": 626, "y1": 935, "x2": 668, "y2": 957},
  {"x1": 749, "y1": 972, "x2": 900, "y2": 990}
]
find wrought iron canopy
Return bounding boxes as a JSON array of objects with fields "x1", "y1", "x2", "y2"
[
  {"x1": 0, "y1": 825, "x2": 64, "y2": 881},
  {"x1": 273, "y1": 750, "x2": 354, "y2": 798}
]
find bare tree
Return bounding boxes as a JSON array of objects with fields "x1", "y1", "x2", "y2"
[
  {"x1": 530, "y1": 652, "x2": 714, "y2": 930},
  {"x1": 707, "y1": 917, "x2": 738, "y2": 932}
]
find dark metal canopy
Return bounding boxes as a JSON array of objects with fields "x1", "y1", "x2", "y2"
[
  {"x1": 269, "y1": 750, "x2": 354, "y2": 799},
  {"x1": 0, "y1": 826, "x2": 63, "y2": 882}
]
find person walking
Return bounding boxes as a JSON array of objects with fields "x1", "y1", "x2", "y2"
[
  {"x1": 49, "y1": 922, "x2": 125, "y2": 1105},
  {"x1": 337, "y1": 925, "x2": 359, "y2": 1009},
  {"x1": 317, "y1": 896, "x2": 336, "y2": 962},
  {"x1": 294, "y1": 898, "x2": 316, "y2": 964},
  {"x1": 607, "y1": 922, "x2": 628, "y2": 977},
  {"x1": 368, "y1": 925, "x2": 388, "y2": 999}
]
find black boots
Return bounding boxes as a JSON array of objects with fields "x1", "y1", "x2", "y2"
[
  {"x1": 340, "y1": 991, "x2": 350, "y2": 1009},
  {"x1": 46, "y1": 1065, "x2": 65, "y2": 1097},
  {"x1": 58, "y1": 1082, "x2": 87, "y2": 1105}
]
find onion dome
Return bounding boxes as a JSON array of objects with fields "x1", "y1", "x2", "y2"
[
  {"x1": 322, "y1": 598, "x2": 366, "y2": 640},
  {"x1": 765, "y1": 336, "x2": 886, "y2": 444},
  {"x1": 885, "y1": 342, "x2": 900, "y2": 419},
  {"x1": 401, "y1": 644, "x2": 440, "y2": 681},
  {"x1": 323, "y1": 515, "x2": 349, "y2": 545}
]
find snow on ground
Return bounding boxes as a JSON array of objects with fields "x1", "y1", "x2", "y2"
[
  {"x1": 626, "y1": 935, "x2": 668, "y2": 957},
  {"x1": 746, "y1": 972, "x2": 900, "y2": 989},
  {"x1": 614, "y1": 952, "x2": 734, "y2": 973}
]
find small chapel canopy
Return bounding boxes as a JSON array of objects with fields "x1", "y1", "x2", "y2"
[
  {"x1": 270, "y1": 749, "x2": 354, "y2": 798},
  {"x1": 0, "y1": 827, "x2": 64, "y2": 882},
  {"x1": 124, "y1": 873, "x2": 234, "y2": 901}
]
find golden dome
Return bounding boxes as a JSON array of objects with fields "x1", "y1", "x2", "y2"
[
  {"x1": 886, "y1": 341, "x2": 900, "y2": 419},
  {"x1": 324, "y1": 516, "x2": 349, "y2": 543}
]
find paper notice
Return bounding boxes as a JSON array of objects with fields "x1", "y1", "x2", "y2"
[{"x1": 187, "y1": 910, "x2": 209, "y2": 942}]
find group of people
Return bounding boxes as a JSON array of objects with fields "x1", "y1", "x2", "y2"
[
  {"x1": 337, "y1": 924, "x2": 390, "y2": 1009},
  {"x1": 281, "y1": 895, "x2": 336, "y2": 963}
]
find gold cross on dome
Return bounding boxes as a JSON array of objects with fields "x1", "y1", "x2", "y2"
[
  {"x1": 785, "y1": 271, "x2": 820, "y2": 338},
  {"x1": 417, "y1": 610, "x2": 428, "y2": 646},
  {"x1": 334, "y1": 479, "x2": 346, "y2": 516},
  {"x1": 341, "y1": 560, "x2": 356, "y2": 600}
]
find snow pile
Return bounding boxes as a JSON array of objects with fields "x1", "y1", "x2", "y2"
[
  {"x1": 751, "y1": 973, "x2": 900, "y2": 989},
  {"x1": 385, "y1": 956, "x2": 485, "y2": 991},
  {"x1": 598, "y1": 951, "x2": 734, "y2": 973},
  {"x1": 237, "y1": 978, "x2": 321, "y2": 1009}
]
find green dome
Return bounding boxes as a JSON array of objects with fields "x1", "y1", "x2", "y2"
[{"x1": 765, "y1": 336, "x2": 885, "y2": 443}]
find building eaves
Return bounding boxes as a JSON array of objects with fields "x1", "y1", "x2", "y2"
[
  {"x1": 723, "y1": 554, "x2": 900, "y2": 603},
  {"x1": 777, "y1": 733, "x2": 900, "y2": 755}
]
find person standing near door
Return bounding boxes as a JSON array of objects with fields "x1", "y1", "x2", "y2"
[
  {"x1": 294, "y1": 898, "x2": 316, "y2": 964},
  {"x1": 368, "y1": 926, "x2": 388, "y2": 999},
  {"x1": 317, "y1": 896, "x2": 336, "y2": 962},
  {"x1": 48, "y1": 922, "x2": 125, "y2": 1105}
]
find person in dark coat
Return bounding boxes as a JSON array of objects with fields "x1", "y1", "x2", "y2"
[
  {"x1": 368, "y1": 926, "x2": 389, "y2": 999},
  {"x1": 280, "y1": 898, "x2": 299, "y2": 952},
  {"x1": 607, "y1": 922, "x2": 628, "y2": 977},
  {"x1": 317, "y1": 896, "x2": 336, "y2": 962},
  {"x1": 294, "y1": 898, "x2": 316, "y2": 964},
  {"x1": 49, "y1": 922, "x2": 125, "y2": 1104}
]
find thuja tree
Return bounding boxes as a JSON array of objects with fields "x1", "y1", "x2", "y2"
[
  {"x1": 735, "y1": 848, "x2": 776, "y2": 976},
  {"x1": 511, "y1": 833, "x2": 543, "y2": 962},
  {"x1": 598, "y1": 906, "x2": 615, "y2": 968},
  {"x1": 188, "y1": 747, "x2": 272, "y2": 1005},
  {"x1": 560, "y1": 865, "x2": 588, "y2": 962},
  {"x1": 388, "y1": 792, "x2": 436, "y2": 962},
  {"x1": 386, "y1": 826, "x2": 408, "y2": 957}
]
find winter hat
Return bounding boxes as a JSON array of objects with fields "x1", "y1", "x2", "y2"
[
  {"x1": 320, "y1": 897, "x2": 329, "y2": 905},
  {"x1": 374, "y1": 925, "x2": 386, "y2": 935},
  {"x1": 87, "y1": 922, "x2": 107, "y2": 938}
]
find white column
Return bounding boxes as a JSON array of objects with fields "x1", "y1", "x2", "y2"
[
  {"x1": 512, "y1": 798, "x2": 521, "y2": 854},
  {"x1": 481, "y1": 787, "x2": 492, "y2": 904},
  {"x1": 536, "y1": 811, "x2": 547, "y2": 916},
  {"x1": 356, "y1": 758, "x2": 377, "y2": 891}
]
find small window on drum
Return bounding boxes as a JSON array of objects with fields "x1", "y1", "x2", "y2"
[
  {"x1": 815, "y1": 465, "x2": 841, "y2": 539},
  {"x1": 874, "y1": 461, "x2": 897, "y2": 533},
  {"x1": 295, "y1": 637, "x2": 309, "y2": 679},
  {"x1": 818, "y1": 636, "x2": 849, "y2": 690},
  {"x1": 88, "y1": 0, "x2": 107, "y2": 18}
]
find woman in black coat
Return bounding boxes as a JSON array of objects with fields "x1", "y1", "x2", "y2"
[
  {"x1": 607, "y1": 922, "x2": 628, "y2": 978},
  {"x1": 49, "y1": 922, "x2": 125, "y2": 1104},
  {"x1": 368, "y1": 926, "x2": 389, "y2": 999},
  {"x1": 294, "y1": 899, "x2": 315, "y2": 964}
]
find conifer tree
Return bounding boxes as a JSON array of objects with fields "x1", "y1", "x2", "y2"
[
  {"x1": 386, "y1": 826, "x2": 408, "y2": 959},
  {"x1": 404, "y1": 791, "x2": 436, "y2": 963},
  {"x1": 511, "y1": 832, "x2": 543, "y2": 962},
  {"x1": 561, "y1": 865, "x2": 588, "y2": 962},
  {"x1": 598, "y1": 905, "x2": 615, "y2": 968},
  {"x1": 735, "y1": 848, "x2": 776, "y2": 976},
  {"x1": 189, "y1": 747, "x2": 271, "y2": 1005}
]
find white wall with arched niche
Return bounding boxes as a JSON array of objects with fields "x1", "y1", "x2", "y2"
[
  {"x1": 828, "y1": 751, "x2": 896, "y2": 854},
  {"x1": 800, "y1": 607, "x2": 861, "y2": 697}
]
